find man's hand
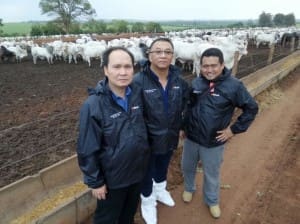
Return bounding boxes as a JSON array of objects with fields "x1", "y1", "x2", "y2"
[
  {"x1": 216, "y1": 127, "x2": 234, "y2": 142},
  {"x1": 179, "y1": 130, "x2": 186, "y2": 140},
  {"x1": 92, "y1": 185, "x2": 107, "y2": 200}
]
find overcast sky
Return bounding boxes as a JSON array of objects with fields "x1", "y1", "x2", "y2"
[{"x1": 1, "y1": 0, "x2": 299, "y2": 22}]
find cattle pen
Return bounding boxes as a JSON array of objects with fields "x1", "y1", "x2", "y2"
[{"x1": 0, "y1": 32, "x2": 300, "y2": 223}]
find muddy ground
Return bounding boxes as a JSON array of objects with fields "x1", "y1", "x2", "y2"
[
  {"x1": 147, "y1": 67, "x2": 299, "y2": 224},
  {"x1": 0, "y1": 43, "x2": 299, "y2": 224}
]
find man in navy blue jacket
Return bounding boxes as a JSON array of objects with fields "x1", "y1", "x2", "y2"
[
  {"x1": 77, "y1": 47, "x2": 150, "y2": 224},
  {"x1": 134, "y1": 37, "x2": 189, "y2": 224},
  {"x1": 181, "y1": 48, "x2": 258, "y2": 219}
]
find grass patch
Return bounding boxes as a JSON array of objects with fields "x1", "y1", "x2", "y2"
[{"x1": 2, "y1": 22, "x2": 35, "y2": 36}]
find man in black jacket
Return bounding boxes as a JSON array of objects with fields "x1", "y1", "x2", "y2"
[
  {"x1": 77, "y1": 47, "x2": 150, "y2": 224},
  {"x1": 181, "y1": 48, "x2": 258, "y2": 219},
  {"x1": 134, "y1": 37, "x2": 189, "y2": 224}
]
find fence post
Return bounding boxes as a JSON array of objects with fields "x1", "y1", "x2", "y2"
[
  {"x1": 290, "y1": 37, "x2": 295, "y2": 52},
  {"x1": 267, "y1": 44, "x2": 275, "y2": 65},
  {"x1": 231, "y1": 51, "x2": 239, "y2": 76}
]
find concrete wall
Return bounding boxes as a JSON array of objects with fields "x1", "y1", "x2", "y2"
[
  {"x1": 0, "y1": 155, "x2": 82, "y2": 223},
  {"x1": 33, "y1": 189, "x2": 96, "y2": 224},
  {"x1": 241, "y1": 50, "x2": 300, "y2": 96},
  {"x1": 1, "y1": 50, "x2": 300, "y2": 224}
]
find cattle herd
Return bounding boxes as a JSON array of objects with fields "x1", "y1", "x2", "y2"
[{"x1": 0, "y1": 26, "x2": 300, "y2": 75}]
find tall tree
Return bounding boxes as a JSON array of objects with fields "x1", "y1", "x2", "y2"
[
  {"x1": 258, "y1": 11, "x2": 272, "y2": 27},
  {"x1": 273, "y1": 13, "x2": 285, "y2": 26},
  {"x1": 84, "y1": 19, "x2": 107, "y2": 34},
  {"x1": 39, "y1": 0, "x2": 96, "y2": 33},
  {"x1": 31, "y1": 24, "x2": 44, "y2": 36},
  {"x1": 284, "y1": 13, "x2": 296, "y2": 26},
  {"x1": 145, "y1": 22, "x2": 163, "y2": 33},
  {"x1": 112, "y1": 20, "x2": 129, "y2": 33},
  {"x1": 132, "y1": 22, "x2": 145, "y2": 33}
]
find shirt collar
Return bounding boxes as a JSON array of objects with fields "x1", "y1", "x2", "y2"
[
  {"x1": 111, "y1": 86, "x2": 132, "y2": 100},
  {"x1": 149, "y1": 69, "x2": 171, "y2": 82}
]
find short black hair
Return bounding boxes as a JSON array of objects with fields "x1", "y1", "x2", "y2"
[
  {"x1": 102, "y1": 46, "x2": 135, "y2": 67},
  {"x1": 149, "y1": 37, "x2": 174, "y2": 50},
  {"x1": 200, "y1": 47, "x2": 224, "y2": 65}
]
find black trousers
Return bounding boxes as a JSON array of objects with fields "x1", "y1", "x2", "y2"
[
  {"x1": 93, "y1": 182, "x2": 141, "y2": 224},
  {"x1": 141, "y1": 150, "x2": 173, "y2": 196}
]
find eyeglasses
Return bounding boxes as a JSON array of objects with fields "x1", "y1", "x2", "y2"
[{"x1": 148, "y1": 50, "x2": 174, "y2": 56}]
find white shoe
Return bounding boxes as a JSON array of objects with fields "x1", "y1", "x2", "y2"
[
  {"x1": 209, "y1": 204, "x2": 221, "y2": 218},
  {"x1": 182, "y1": 191, "x2": 193, "y2": 203},
  {"x1": 153, "y1": 180, "x2": 175, "y2": 207},
  {"x1": 141, "y1": 194, "x2": 157, "y2": 224}
]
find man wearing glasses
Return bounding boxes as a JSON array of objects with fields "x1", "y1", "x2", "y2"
[{"x1": 134, "y1": 37, "x2": 189, "y2": 224}]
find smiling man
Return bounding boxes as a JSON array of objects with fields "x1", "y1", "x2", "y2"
[{"x1": 181, "y1": 47, "x2": 258, "y2": 219}]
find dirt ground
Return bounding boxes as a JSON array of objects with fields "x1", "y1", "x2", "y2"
[
  {"x1": 83, "y1": 64, "x2": 300, "y2": 224},
  {"x1": 143, "y1": 68, "x2": 300, "y2": 224},
  {"x1": 0, "y1": 47, "x2": 299, "y2": 224}
]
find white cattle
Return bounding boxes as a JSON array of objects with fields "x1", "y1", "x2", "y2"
[
  {"x1": 48, "y1": 40, "x2": 65, "y2": 60},
  {"x1": 31, "y1": 45, "x2": 54, "y2": 64},
  {"x1": 65, "y1": 42, "x2": 82, "y2": 64},
  {"x1": 172, "y1": 40, "x2": 204, "y2": 75},
  {"x1": 76, "y1": 35, "x2": 92, "y2": 44},
  {"x1": 80, "y1": 41, "x2": 107, "y2": 67},
  {"x1": 255, "y1": 33, "x2": 279, "y2": 48},
  {"x1": 0, "y1": 41, "x2": 15, "y2": 48},
  {"x1": 107, "y1": 38, "x2": 123, "y2": 47},
  {"x1": 127, "y1": 43, "x2": 148, "y2": 65},
  {"x1": 7, "y1": 45, "x2": 28, "y2": 62}
]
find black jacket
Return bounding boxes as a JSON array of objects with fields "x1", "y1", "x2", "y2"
[
  {"x1": 186, "y1": 67, "x2": 258, "y2": 147},
  {"x1": 134, "y1": 61, "x2": 189, "y2": 154},
  {"x1": 77, "y1": 78, "x2": 150, "y2": 189}
]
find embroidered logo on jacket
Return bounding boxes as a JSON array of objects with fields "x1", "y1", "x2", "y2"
[
  {"x1": 110, "y1": 112, "x2": 122, "y2": 119},
  {"x1": 144, "y1": 89, "x2": 157, "y2": 93},
  {"x1": 173, "y1": 86, "x2": 180, "y2": 89},
  {"x1": 131, "y1": 105, "x2": 140, "y2": 110},
  {"x1": 193, "y1": 90, "x2": 202, "y2": 94}
]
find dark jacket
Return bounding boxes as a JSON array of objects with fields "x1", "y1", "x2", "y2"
[
  {"x1": 186, "y1": 67, "x2": 258, "y2": 148},
  {"x1": 77, "y1": 78, "x2": 150, "y2": 189},
  {"x1": 134, "y1": 61, "x2": 189, "y2": 154}
]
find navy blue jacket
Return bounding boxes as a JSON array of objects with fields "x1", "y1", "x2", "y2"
[
  {"x1": 134, "y1": 61, "x2": 189, "y2": 154},
  {"x1": 77, "y1": 78, "x2": 150, "y2": 189},
  {"x1": 186, "y1": 67, "x2": 258, "y2": 147}
]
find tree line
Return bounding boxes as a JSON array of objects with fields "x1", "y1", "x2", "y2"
[
  {"x1": 29, "y1": 20, "x2": 164, "y2": 36},
  {"x1": 258, "y1": 11, "x2": 296, "y2": 27}
]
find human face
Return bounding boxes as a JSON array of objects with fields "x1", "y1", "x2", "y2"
[
  {"x1": 200, "y1": 56, "x2": 225, "y2": 81},
  {"x1": 148, "y1": 41, "x2": 174, "y2": 70},
  {"x1": 104, "y1": 50, "x2": 134, "y2": 91}
]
